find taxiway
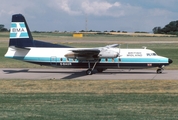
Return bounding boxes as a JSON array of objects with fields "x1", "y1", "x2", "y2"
[{"x1": 0, "y1": 68, "x2": 177, "y2": 80}]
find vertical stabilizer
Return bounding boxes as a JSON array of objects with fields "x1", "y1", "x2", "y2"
[{"x1": 9, "y1": 14, "x2": 34, "y2": 47}]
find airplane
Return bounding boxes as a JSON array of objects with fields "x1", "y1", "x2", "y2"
[{"x1": 4, "y1": 14, "x2": 173, "y2": 75}]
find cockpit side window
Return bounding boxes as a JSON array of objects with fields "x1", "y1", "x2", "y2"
[
  {"x1": 147, "y1": 53, "x2": 157, "y2": 56},
  {"x1": 152, "y1": 53, "x2": 157, "y2": 56}
]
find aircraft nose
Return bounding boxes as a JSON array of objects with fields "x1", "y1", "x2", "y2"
[{"x1": 169, "y1": 59, "x2": 173, "y2": 64}]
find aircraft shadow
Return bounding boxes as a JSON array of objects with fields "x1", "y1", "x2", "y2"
[
  {"x1": 3, "y1": 69, "x2": 29, "y2": 74},
  {"x1": 61, "y1": 70, "x2": 161, "y2": 79},
  {"x1": 101, "y1": 71, "x2": 157, "y2": 74},
  {"x1": 3, "y1": 69, "x2": 76, "y2": 74},
  {"x1": 2, "y1": 69, "x2": 87, "y2": 79},
  {"x1": 28, "y1": 70, "x2": 88, "y2": 79},
  {"x1": 61, "y1": 72, "x2": 87, "y2": 79}
]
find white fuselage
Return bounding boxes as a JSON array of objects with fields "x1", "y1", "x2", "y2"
[{"x1": 5, "y1": 47, "x2": 170, "y2": 69}]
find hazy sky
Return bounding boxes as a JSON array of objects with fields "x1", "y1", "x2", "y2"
[{"x1": 1, "y1": 0, "x2": 178, "y2": 32}]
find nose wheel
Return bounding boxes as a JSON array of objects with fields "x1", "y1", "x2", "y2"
[
  {"x1": 157, "y1": 68, "x2": 162, "y2": 74},
  {"x1": 157, "y1": 66, "x2": 164, "y2": 74}
]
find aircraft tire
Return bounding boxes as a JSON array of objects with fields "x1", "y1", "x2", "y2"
[
  {"x1": 86, "y1": 69, "x2": 93, "y2": 75},
  {"x1": 157, "y1": 69, "x2": 162, "y2": 74}
]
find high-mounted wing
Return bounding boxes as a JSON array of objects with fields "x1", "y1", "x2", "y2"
[
  {"x1": 105, "y1": 44, "x2": 119, "y2": 48},
  {"x1": 71, "y1": 49, "x2": 100, "y2": 53}
]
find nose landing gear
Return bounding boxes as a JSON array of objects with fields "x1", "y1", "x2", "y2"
[
  {"x1": 157, "y1": 68, "x2": 163, "y2": 74},
  {"x1": 157, "y1": 66, "x2": 164, "y2": 74}
]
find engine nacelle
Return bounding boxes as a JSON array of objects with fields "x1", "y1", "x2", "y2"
[
  {"x1": 65, "y1": 52, "x2": 77, "y2": 58},
  {"x1": 98, "y1": 51, "x2": 118, "y2": 58},
  {"x1": 65, "y1": 52, "x2": 95, "y2": 60}
]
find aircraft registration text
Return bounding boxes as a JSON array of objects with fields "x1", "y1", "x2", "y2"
[{"x1": 60, "y1": 62, "x2": 72, "y2": 66}]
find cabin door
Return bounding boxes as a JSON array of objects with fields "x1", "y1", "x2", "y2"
[
  {"x1": 50, "y1": 56, "x2": 57, "y2": 66},
  {"x1": 117, "y1": 47, "x2": 121, "y2": 68},
  {"x1": 117, "y1": 58, "x2": 121, "y2": 68}
]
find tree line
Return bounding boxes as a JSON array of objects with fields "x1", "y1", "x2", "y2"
[
  {"x1": 1, "y1": 20, "x2": 178, "y2": 36},
  {"x1": 153, "y1": 20, "x2": 178, "y2": 36},
  {"x1": 0, "y1": 24, "x2": 8, "y2": 32}
]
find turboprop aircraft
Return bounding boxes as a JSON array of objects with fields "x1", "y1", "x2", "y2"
[{"x1": 4, "y1": 14, "x2": 173, "y2": 75}]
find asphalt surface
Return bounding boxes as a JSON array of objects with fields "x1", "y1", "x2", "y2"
[{"x1": 0, "y1": 68, "x2": 177, "y2": 80}]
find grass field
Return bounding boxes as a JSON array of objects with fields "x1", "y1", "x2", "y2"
[
  {"x1": 0, "y1": 80, "x2": 178, "y2": 120},
  {"x1": 0, "y1": 32, "x2": 178, "y2": 119},
  {"x1": 1, "y1": 93, "x2": 178, "y2": 120}
]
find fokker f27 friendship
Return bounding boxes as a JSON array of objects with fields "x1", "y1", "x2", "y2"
[{"x1": 5, "y1": 14, "x2": 173, "y2": 75}]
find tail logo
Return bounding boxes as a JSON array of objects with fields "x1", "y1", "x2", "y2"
[{"x1": 10, "y1": 22, "x2": 29, "y2": 39}]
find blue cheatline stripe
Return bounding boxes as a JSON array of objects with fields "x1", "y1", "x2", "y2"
[
  {"x1": 6, "y1": 56, "x2": 79, "y2": 63},
  {"x1": 100, "y1": 58, "x2": 117, "y2": 63},
  {"x1": 121, "y1": 58, "x2": 168, "y2": 63},
  {"x1": 5, "y1": 56, "x2": 168, "y2": 64}
]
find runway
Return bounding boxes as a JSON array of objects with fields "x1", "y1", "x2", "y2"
[{"x1": 0, "y1": 68, "x2": 178, "y2": 80}]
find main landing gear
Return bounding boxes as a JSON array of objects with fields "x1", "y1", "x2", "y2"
[{"x1": 86, "y1": 60, "x2": 99, "y2": 75}]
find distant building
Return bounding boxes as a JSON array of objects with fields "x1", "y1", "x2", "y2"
[{"x1": 73, "y1": 33, "x2": 83, "y2": 38}]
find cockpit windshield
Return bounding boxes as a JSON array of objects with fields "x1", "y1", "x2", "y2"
[{"x1": 147, "y1": 53, "x2": 157, "y2": 56}]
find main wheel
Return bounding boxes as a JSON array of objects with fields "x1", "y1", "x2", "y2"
[{"x1": 86, "y1": 69, "x2": 92, "y2": 75}]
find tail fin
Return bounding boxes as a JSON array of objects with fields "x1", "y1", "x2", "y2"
[{"x1": 9, "y1": 14, "x2": 34, "y2": 48}]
